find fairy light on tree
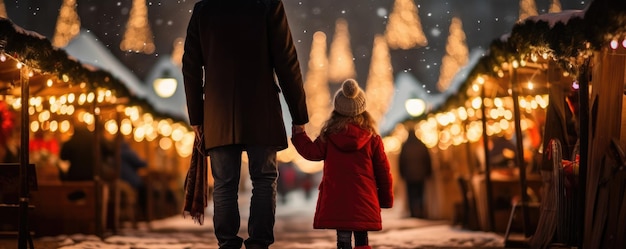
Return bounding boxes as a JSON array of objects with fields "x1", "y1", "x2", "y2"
[
  {"x1": 171, "y1": 37, "x2": 184, "y2": 67},
  {"x1": 120, "y1": 0, "x2": 155, "y2": 54},
  {"x1": 52, "y1": 0, "x2": 80, "y2": 48},
  {"x1": 519, "y1": 0, "x2": 539, "y2": 22},
  {"x1": 365, "y1": 34, "x2": 394, "y2": 129},
  {"x1": 304, "y1": 31, "x2": 331, "y2": 137},
  {"x1": 328, "y1": 18, "x2": 356, "y2": 84},
  {"x1": 384, "y1": 0, "x2": 428, "y2": 50},
  {"x1": 436, "y1": 17, "x2": 468, "y2": 92},
  {"x1": 0, "y1": 0, "x2": 7, "y2": 18},
  {"x1": 549, "y1": 0, "x2": 562, "y2": 13}
]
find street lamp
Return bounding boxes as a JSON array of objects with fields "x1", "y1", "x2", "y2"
[
  {"x1": 405, "y1": 98, "x2": 426, "y2": 117},
  {"x1": 153, "y1": 70, "x2": 177, "y2": 98}
]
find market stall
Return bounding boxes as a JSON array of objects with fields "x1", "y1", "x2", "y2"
[
  {"x1": 0, "y1": 17, "x2": 194, "y2": 246},
  {"x1": 392, "y1": 0, "x2": 626, "y2": 247}
]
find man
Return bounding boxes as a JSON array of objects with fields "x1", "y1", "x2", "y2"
[
  {"x1": 182, "y1": 1, "x2": 308, "y2": 249},
  {"x1": 398, "y1": 127, "x2": 433, "y2": 219}
]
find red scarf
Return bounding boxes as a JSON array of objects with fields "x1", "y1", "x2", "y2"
[{"x1": 182, "y1": 132, "x2": 208, "y2": 225}]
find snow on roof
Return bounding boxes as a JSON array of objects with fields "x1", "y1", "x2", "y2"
[
  {"x1": 379, "y1": 48, "x2": 484, "y2": 135},
  {"x1": 526, "y1": 9, "x2": 586, "y2": 28},
  {"x1": 64, "y1": 30, "x2": 148, "y2": 98}
]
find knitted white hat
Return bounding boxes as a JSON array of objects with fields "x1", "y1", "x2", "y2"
[{"x1": 333, "y1": 79, "x2": 366, "y2": 117}]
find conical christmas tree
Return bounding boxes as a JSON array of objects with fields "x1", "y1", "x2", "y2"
[
  {"x1": 385, "y1": 0, "x2": 428, "y2": 50},
  {"x1": 304, "y1": 31, "x2": 331, "y2": 137},
  {"x1": 0, "y1": 0, "x2": 7, "y2": 18},
  {"x1": 171, "y1": 37, "x2": 184, "y2": 67},
  {"x1": 436, "y1": 17, "x2": 468, "y2": 92},
  {"x1": 120, "y1": 0, "x2": 155, "y2": 54},
  {"x1": 519, "y1": 0, "x2": 539, "y2": 21},
  {"x1": 328, "y1": 18, "x2": 356, "y2": 84},
  {"x1": 549, "y1": 0, "x2": 562, "y2": 13},
  {"x1": 365, "y1": 34, "x2": 394, "y2": 129},
  {"x1": 52, "y1": 0, "x2": 80, "y2": 48}
]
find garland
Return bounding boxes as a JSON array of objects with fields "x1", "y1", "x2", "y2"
[
  {"x1": 0, "y1": 17, "x2": 188, "y2": 126},
  {"x1": 420, "y1": 0, "x2": 626, "y2": 117}
]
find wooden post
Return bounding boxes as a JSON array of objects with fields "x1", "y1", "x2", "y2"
[
  {"x1": 510, "y1": 67, "x2": 531, "y2": 237},
  {"x1": 17, "y1": 65, "x2": 30, "y2": 249},
  {"x1": 481, "y1": 85, "x2": 495, "y2": 231},
  {"x1": 92, "y1": 99, "x2": 104, "y2": 238}
]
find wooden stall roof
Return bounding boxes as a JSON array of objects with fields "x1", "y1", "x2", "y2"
[{"x1": 0, "y1": 17, "x2": 187, "y2": 124}]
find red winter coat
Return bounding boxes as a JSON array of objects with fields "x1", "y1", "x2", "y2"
[{"x1": 291, "y1": 124, "x2": 393, "y2": 231}]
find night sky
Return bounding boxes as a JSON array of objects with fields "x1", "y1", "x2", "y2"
[{"x1": 5, "y1": 0, "x2": 590, "y2": 93}]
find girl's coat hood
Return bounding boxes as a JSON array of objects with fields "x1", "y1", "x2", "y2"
[{"x1": 327, "y1": 124, "x2": 372, "y2": 152}]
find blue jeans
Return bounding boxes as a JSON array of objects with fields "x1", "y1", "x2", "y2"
[{"x1": 208, "y1": 144, "x2": 278, "y2": 249}]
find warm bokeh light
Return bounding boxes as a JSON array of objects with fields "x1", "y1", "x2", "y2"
[{"x1": 405, "y1": 98, "x2": 426, "y2": 117}]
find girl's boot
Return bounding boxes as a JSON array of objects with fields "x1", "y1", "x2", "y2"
[
  {"x1": 337, "y1": 241, "x2": 352, "y2": 249},
  {"x1": 354, "y1": 246, "x2": 371, "y2": 249}
]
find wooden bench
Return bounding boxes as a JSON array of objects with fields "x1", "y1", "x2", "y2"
[
  {"x1": 0, "y1": 163, "x2": 37, "y2": 248},
  {"x1": 30, "y1": 181, "x2": 108, "y2": 236}
]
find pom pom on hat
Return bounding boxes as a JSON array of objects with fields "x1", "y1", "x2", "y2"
[{"x1": 334, "y1": 79, "x2": 366, "y2": 117}]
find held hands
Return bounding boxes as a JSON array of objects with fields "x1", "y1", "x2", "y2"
[{"x1": 292, "y1": 124, "x2": 305, "y2": 135}]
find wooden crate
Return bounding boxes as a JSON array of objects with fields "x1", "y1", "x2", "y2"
[{"x1": 30, "y1": 181, "x2": 108, "y2": 236}]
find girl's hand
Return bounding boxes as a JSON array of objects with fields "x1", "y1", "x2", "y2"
[{"x1": 292, "y1": 125, "x2": 305, "y2": 134}]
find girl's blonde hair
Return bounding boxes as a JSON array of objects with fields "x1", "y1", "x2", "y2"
[{"x1": 319, "y1": 110, "x2": 378, "y2": 141}]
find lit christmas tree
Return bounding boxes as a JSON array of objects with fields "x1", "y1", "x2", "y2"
[
  {"x1": 120, "y1": 0, "x2": 155, "y2": 54},
  {"x1": 519, "y1": 0, "x2": 539, "y2": 21},
  {"x1": 436, "y1": 17, "x2": 468, "y2": 92},
  {"x1": 549, "y1": 0, "x2": 562, "y2": 13},
  {"x1": 171, "y1": 37, "x2": 184, "y2": 67},
  {"x1": 304, "y1": 32, "x2": 332, "y2": 137},
  {"x1": 328, "y1": 18, "x2": 356, "y2": 84},
  {"x1": 365, "y1": 34, "x2": 394, "y2": 129},
  {"x1": 52, "y1": 0, "x2": 80, "y2": 48},
  {"x1": 385, "y1": 0, "x2": 428, "y2": 50},
  {"x1": 0, "y1": 0, "x2": 6, "y2": 18}
]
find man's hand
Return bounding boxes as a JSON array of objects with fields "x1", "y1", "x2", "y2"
[{"x1": 192, "y1": 125, "x2": 202, "y2": 141}]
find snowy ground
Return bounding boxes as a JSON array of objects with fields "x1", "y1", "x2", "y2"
[{"x1": 2, "y1": 190, "x2": 505, "y2": 249}]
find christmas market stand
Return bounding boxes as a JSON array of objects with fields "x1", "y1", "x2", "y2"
[
  {"x1": 0, "y1": 17, "x2": 194, "y2": 248},
  {"x1": 391, "y1": 0, "x2": 626, "y2": 247}
]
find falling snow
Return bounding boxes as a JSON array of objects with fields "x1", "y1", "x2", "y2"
[{"x1": 3, "y1": 0, "x2": 590, "y2": 96}]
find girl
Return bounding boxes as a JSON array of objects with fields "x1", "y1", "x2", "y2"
[{"x1": 291, "y1": 79, "x2": 393, "y2": 249}]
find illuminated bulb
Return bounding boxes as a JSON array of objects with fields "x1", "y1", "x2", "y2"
[
  {"x1": 60, "y1": 120, "x2": 70, "y2": 133},
  {"x1": 494, "y1": 98, "x2": 503, "y2": 108},
  {"x1": 527, "y1": 81, "x2": 534, "y2": 90},
  {"x1": 611, "y1": 39, "x2": 619, "y2": 49},
  {"x1": 50, "y1": 121, "x2": 58, "y2": 132},
  {"x1": 542, "y1": 53, "x2": 548, "y2": 59},
  {"x1": 105, "y1": 119, "x2": 118, "y2": 135},
  {"x1": 62, "y1": 74, "x2": 69, "y2": 82},
  {"x1": 159, "y1": 137, "x2": 173, "y2": 150},
  {"x1": 472, "y1": 84, "x2": 479, "y2": 92},
  {"x1": 16, "y1": 62, "x2": 22, "y2": 69},
  {"x1": 497, "y1": 70, "x2": 505, "y2": 78},
  {"x1": 531, "y1": 53, "x2": 538, "y2": 62},
  {"x1": 476, "y1": 76, "x2": 485, "y2": 84},
  {"x1": 30, "y1": 121, "x2": 39, "y2": 132},
  {"x1": 0, "y1": 54, "x2": 5, "y2": 62},
  {"x1": 120, "y1": 119, "x2": 133, "y2": 135},
  {"x1": 622, "y1": 39, "x2": 626, "y2": 48},
  {"x1": 512, "y1": 60, "x2": 519, "y2": 68}
]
